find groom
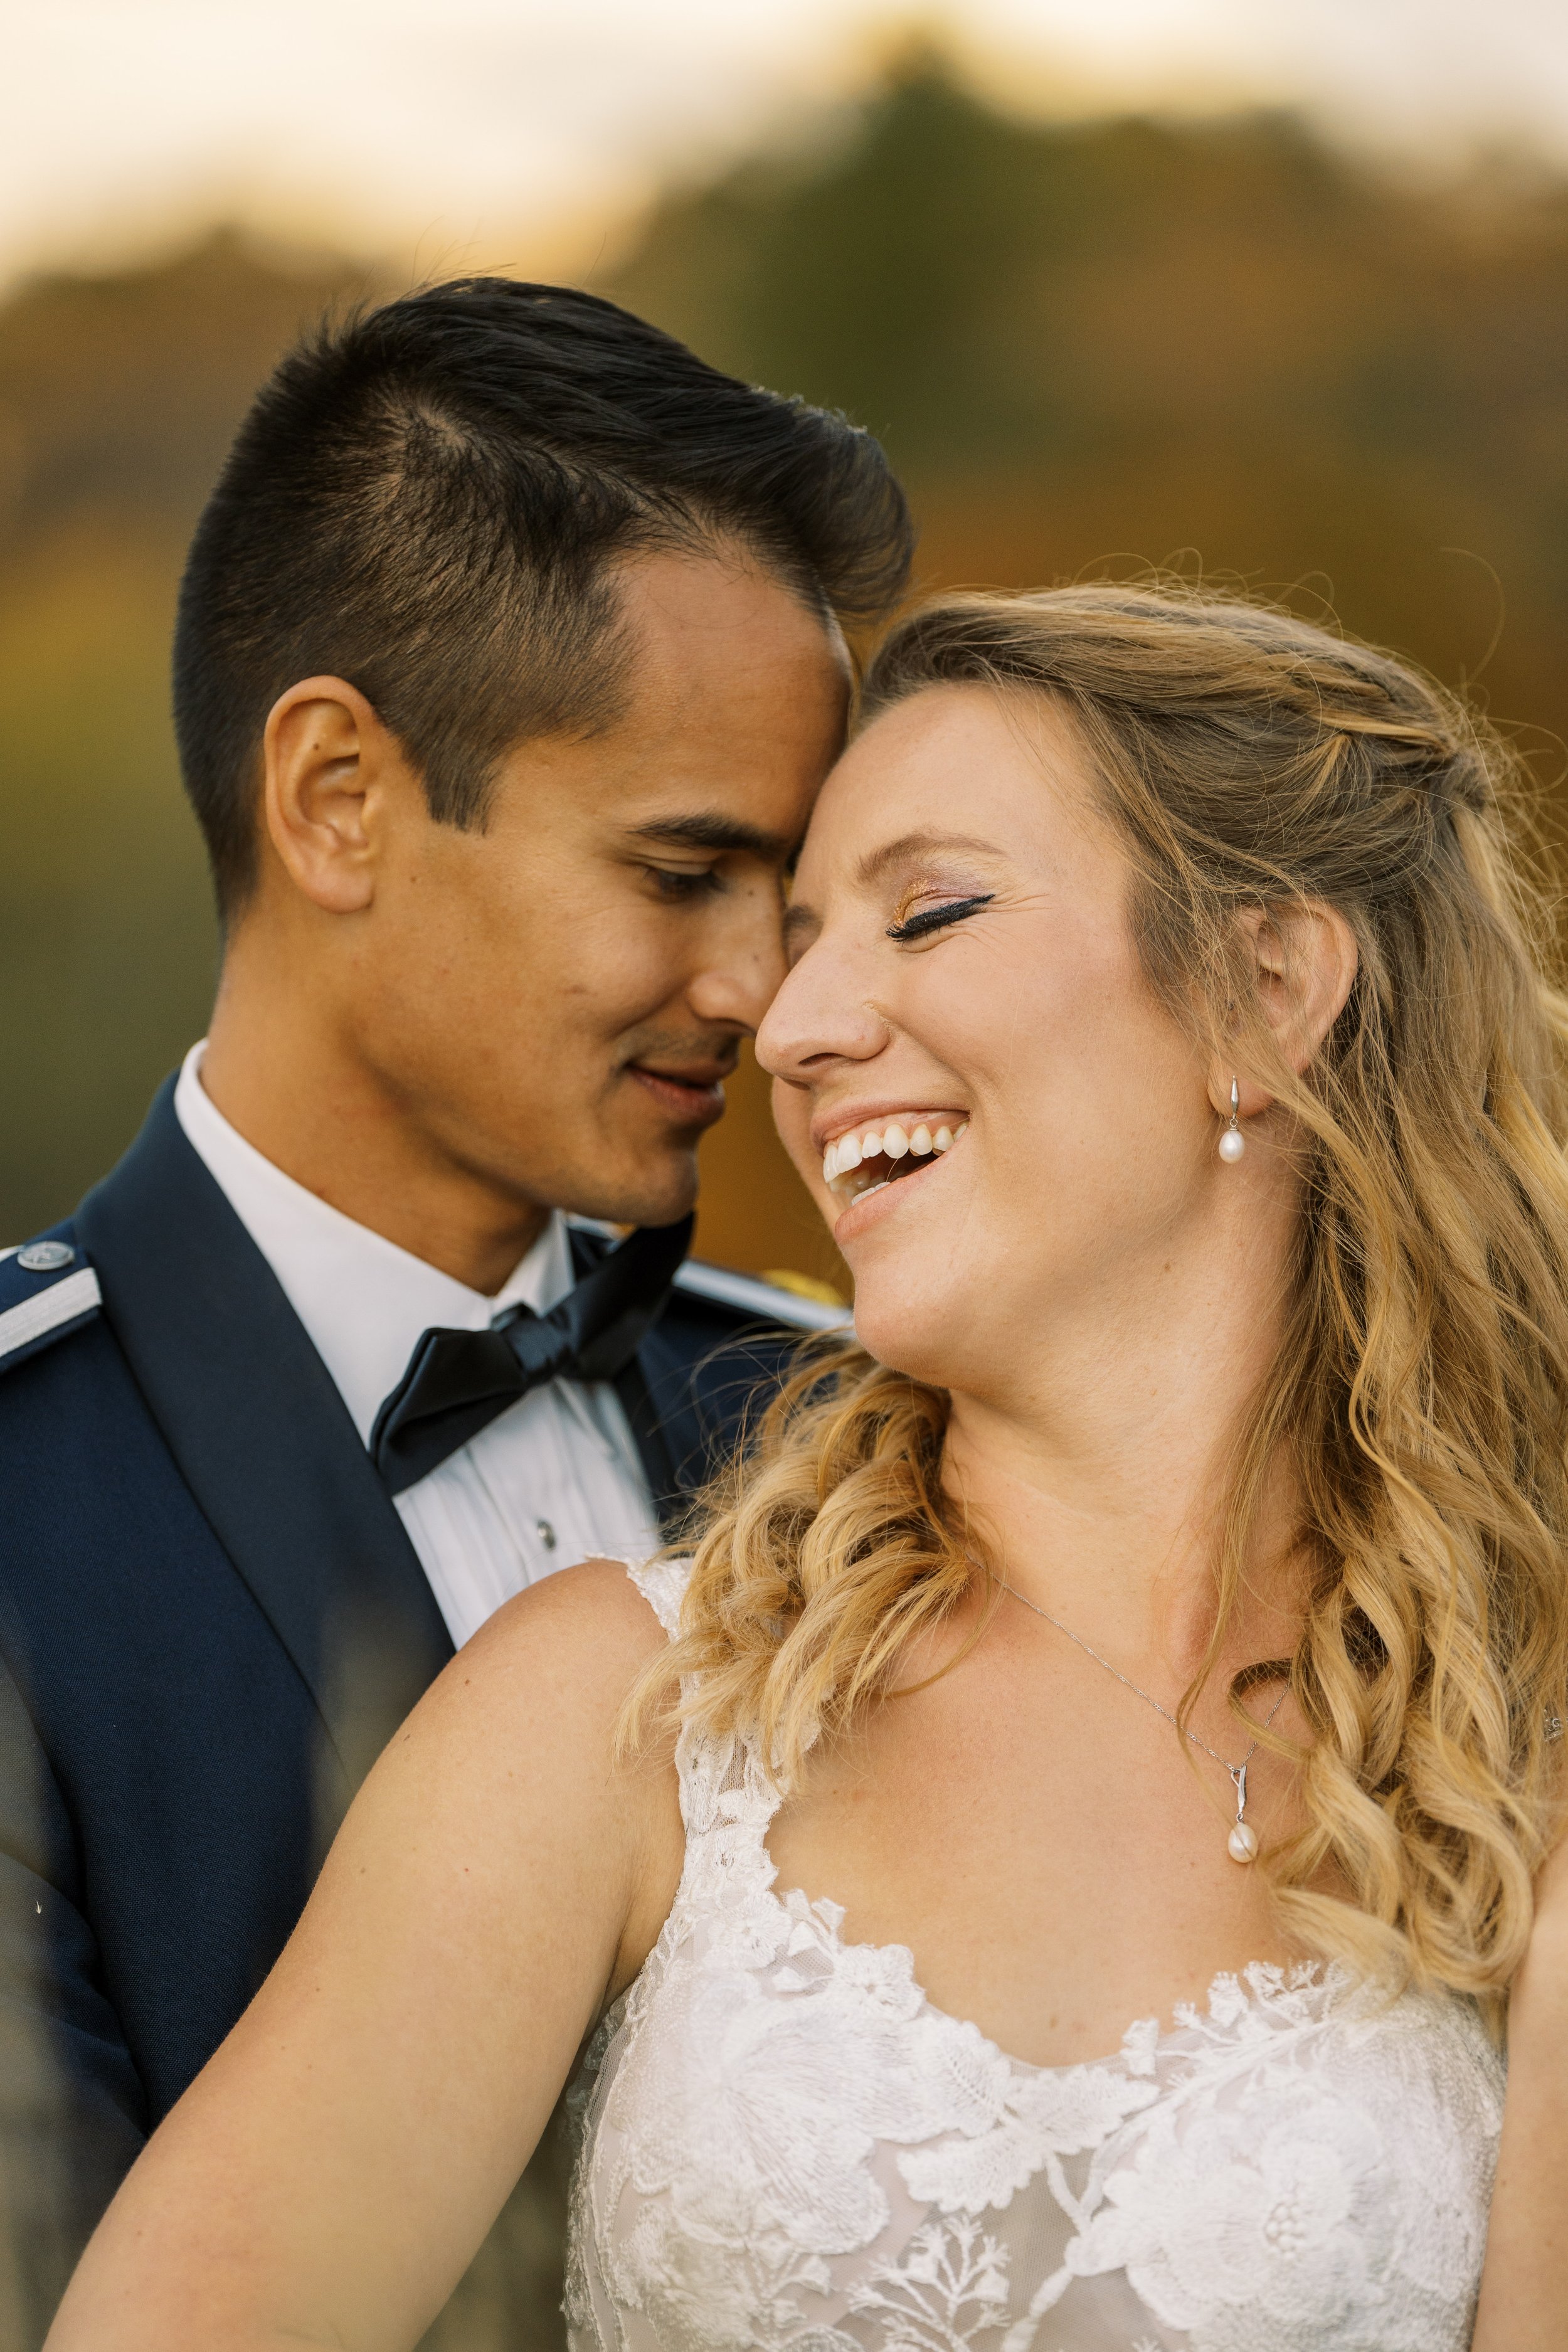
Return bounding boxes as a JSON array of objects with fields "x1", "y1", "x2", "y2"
[{"x1": 0, "y1": 278, "x2": 908, "y2": 2338}]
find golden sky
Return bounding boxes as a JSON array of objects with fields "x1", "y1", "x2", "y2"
[{"x1": 6, "y1": 0, "x2": 1568, "y2": 287}]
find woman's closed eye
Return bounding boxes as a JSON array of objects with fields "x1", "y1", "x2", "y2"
[{"x1": 886, "y1": 892, "x2": 995, "y2": 944}]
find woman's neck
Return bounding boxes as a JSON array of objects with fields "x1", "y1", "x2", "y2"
[{"x1": 942, "y1": 1193, "x2": 1304, "y2": 1679}]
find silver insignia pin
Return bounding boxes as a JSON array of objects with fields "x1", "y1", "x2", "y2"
[{"x1": 16, "y1": 1241, "x2": 75, "y2": 1273}]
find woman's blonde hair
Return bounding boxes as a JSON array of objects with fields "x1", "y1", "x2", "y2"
[{"x1": 635, "y1": 580, "x2": 1568, "y2": 2001}]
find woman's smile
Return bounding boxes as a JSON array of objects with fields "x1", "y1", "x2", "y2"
[
  {"x1": 817, "y1": 1110, "x2": 969, "y2": 1201},
  {"x1": 822, "y1": 1115, "x2": 972, "y2": 1242}
]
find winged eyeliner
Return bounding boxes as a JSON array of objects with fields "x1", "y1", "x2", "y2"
[{"x1": 886, "y1": 892, "x2": 995, "y2": 943}]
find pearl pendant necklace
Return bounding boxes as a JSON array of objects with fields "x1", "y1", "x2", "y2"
[
  {"x1": 990, "y1": 1572, "x2": 1286, "y2": 1864},
  {"x1": 1225, "y1": 1765, "x2": 1260, "y2": 1863}
]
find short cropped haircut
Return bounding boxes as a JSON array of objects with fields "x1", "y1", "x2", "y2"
[{"x1": 172, "y1": 278, "x2": 914, "y2": 916}]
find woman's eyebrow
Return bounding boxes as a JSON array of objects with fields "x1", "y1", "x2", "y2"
[
  {"x1": 854, "y1": 829, "x2": 1006, "y2": 887},
  {"x1": 782, "y1": 902, "x2": 821, "y2": 951}
]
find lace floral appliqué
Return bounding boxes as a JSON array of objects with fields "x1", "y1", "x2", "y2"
[{"x1": 563, "y1": 1561, "x2": 1505, "y2": 2352}]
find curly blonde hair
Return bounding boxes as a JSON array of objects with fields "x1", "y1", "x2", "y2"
[{"x1": 633, "y1": 581, "x2": 1568, "y2": 2003}]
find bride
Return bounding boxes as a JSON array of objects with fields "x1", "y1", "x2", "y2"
[{"x1": 48, "y1": 583, "x2": 1568, "y2": 2349}]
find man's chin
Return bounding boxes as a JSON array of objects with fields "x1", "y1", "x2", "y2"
[{"x1": 569, "y1": 1142, "x2": 702, "y2": 1235}]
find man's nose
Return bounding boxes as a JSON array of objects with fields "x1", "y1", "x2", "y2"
[{"x1": 686, "y1": 896, "x2": 790, "y2": 1032}]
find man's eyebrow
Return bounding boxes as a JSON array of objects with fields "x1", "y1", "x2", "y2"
[
  {"x1": 627, "y1": 813, "x2": 795, "y2": 862},
  {"x1": 854, "y1": 829, "x2": 1006, "y2": 887}
]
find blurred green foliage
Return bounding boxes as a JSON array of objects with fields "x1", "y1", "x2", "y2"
[
  {"x1": 0, "y1": 236, "x2": 369, "y2": 1237},
  {"x1": 607, "y1": 56, "x2": 1568, "y2": 729},
  {"x1": 4, "y1": 56, "x2": 1568, "y2": 1261}
]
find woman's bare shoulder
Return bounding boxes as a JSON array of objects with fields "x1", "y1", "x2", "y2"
[
  {"x1": 386, "y1": 1555, "x2": 678, "y2": 1775},
  {"x1": 465, "y1": 1552, "x2": 675, "y2": 1675},
  {"x1": 318, "y1": 1555, "x2": 685, "y2": 1988}
]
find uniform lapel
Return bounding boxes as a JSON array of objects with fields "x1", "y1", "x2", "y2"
[
  {"x1": 75, "y1": 1081, "x2": 453, "y2": 1814},
  {"x1": 567, "y1": 1225, "x2": 687, "y2": 1528},
  {"x1": 568, "y1": 1225, "x2": 795, "y2": 1535}
]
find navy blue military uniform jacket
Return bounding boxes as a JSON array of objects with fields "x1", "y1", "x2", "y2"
[{"x1": 0, "y1": 1079, "x2": 839, "y2": 2330}]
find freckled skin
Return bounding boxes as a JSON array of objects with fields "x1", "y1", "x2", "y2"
[{"x1": 754, "y1": 684, "x2": 1348, "y2": 2065}]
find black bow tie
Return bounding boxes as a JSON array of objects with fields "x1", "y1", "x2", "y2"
[{"x1": 370, "y1": 1215, "x2": 693, "y2": 1495}]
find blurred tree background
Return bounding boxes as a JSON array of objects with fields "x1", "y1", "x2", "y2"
[{"x1": 4, "y1": 49, "x2": 1567, "y2": 1279}]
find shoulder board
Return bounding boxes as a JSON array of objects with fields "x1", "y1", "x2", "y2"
[
  {"x1": 0, "y1": 1236, "x2": 102, "y2": 1375},
  {"x1": 670, "y1": 1259, "x2": 852, "y2": 1335},
  {"x1": 564, "y1": 1217, "x2": 852, "y2": 1334}
]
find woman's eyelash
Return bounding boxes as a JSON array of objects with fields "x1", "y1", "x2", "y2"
[{"x1": 886, "y1": 893, "x2": 995, "y2": 944}]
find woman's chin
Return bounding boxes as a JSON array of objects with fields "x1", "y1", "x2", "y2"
[
  {"x1": 825, "y1": 1145, "x2": 985, "y2": 1380},
  {"x1": 846, "y1": 1285, "x2": 965, "y2": 1389},
  {"x1": 838, "y1": 1239, "x2": 968, "y2": 1387}
]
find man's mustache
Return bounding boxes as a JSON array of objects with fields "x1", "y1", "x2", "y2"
[{"x1": 617, "y1": 1030, "x2": 745, "y2": 1083}]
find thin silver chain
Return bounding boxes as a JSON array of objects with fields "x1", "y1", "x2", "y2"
[{"x1": 989, "y1": 1571, "x2": 1288, "y2": 1779}]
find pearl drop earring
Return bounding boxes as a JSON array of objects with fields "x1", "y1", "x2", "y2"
[{"x1": 1218, "y1": 1077, "x2": 1246, "y2": 1163}]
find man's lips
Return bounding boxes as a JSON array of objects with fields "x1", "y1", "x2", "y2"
[{"x1": 627, "y1": 1063, "x2": 731, "y2": 1124}]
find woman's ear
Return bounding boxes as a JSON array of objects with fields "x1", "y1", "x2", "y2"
[
  {"x1": 260, "y1": 676, "x2": 402, "y2": 915},
  {"x1": 1207, "y1": 901, "x2": 1359, "y2": 1118}
]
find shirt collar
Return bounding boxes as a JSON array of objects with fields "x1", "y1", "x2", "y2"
[{"x1": 173, "y1": 1041, "x2": 575, "y2": 1446}]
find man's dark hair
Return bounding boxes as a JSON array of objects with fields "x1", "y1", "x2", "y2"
[{"x1": 173, "y1": 277, "x2": 914, "y2": 916}]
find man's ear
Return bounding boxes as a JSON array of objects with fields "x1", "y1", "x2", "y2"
[
  {"x1": 1207, "y1": 901, "x2": 1359, "y2": 1119},
  {"x1": 260, "y1": 677, "x2": 405, "y2": 914}
]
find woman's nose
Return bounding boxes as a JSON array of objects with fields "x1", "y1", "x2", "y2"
[{"x1": 755, "y1": 935, "x2": 889, "y2": 1081}]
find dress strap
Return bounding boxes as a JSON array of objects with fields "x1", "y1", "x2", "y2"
[
  {"x1": 625, "y1": 1554, "x2": 693, "y2": 1640},
  {"x1": 622, "y1": 1558, "x2": 785, "y2": 1857}
]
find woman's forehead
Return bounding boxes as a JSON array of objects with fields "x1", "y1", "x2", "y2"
[{"x1": 802, "y1": 686, "x2": 1098, "y2": 879}]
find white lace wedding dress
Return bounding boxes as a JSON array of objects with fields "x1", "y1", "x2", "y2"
[{"x1": 564, "y1": 1560, "x2": 1505, "y2": 2351}]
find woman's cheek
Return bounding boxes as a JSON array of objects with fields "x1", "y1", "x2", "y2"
[{"x1": 770, "y1": 1074, "x2": 820, "y2": 1190}]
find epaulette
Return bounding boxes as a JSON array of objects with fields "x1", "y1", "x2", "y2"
[
  {"x1": 0, "y1": 1235, "x2": 102, "y2": 1375},
  {"x1": 564, "y1": 1217, "x2": 852, "y2": 1335},
  {"x1": 671, "y1": 1259, "x2": 852, "y2": 1335}
]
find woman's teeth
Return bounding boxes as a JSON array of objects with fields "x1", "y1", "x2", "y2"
[{"x1": 821, "y1": 1117, "x2": 968, "y2": 1200}]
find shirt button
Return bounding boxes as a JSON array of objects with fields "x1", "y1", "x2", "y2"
[{"x1": 536, "y1": 1519, "x2": 558, "y2": 1550}]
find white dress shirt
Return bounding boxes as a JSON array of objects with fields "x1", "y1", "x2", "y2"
[{"x1": 174, "y1": 1043, "x2": 659, "y2": 1649}]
